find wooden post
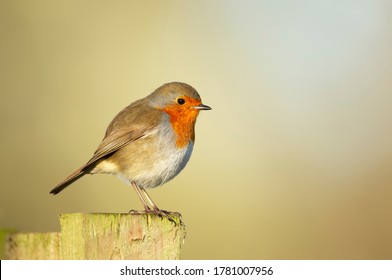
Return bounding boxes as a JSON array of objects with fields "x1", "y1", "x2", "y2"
[
  {"x1": 5, "y1": 213, "x2": 186, "y2": 260},
  {"x1": 0, "y1": 229, "x2": 17, "y2": 259},
  {"x1": 6, "y1": 232, "x2": 60, "y2": 260}
]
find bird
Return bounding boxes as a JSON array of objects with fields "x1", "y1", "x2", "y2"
[{"x1": 50, "y1": 82, "x2": 211, "y2": 220}]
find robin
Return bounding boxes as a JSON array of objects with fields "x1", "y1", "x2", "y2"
[{"x1": 50, "y1": 82, "x2": 211, "y2": 220}]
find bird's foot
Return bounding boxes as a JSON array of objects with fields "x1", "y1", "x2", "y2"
[
  {"x1": 158, "y1": 209, "x2": 182, "y2": 218},
  {"x1": 128, "y1": 208, "x2": 181, "y2": 225},
  {"x1": 148, "y1": 208, "x2": 179, "y2": 225}
]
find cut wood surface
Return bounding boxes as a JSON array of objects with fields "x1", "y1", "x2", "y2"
[{"x1": 5, "y1": 212, "x2": 186, "y2": 260}]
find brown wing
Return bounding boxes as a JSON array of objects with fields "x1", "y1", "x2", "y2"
[
  {"x1": 50, "y1": 126, "x2": 155, "y2": 194},
  {"x1": 85, "y1": 127, "x2": 149, "y2": 166}
]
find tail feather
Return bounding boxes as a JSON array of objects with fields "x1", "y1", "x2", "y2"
[{"x1": 50, "y1": 167, "x2": 86, "y2": 195}]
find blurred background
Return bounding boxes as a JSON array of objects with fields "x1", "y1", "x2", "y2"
[{"x1": 1, "y1": 0, "x2": 392, "y2": 259}]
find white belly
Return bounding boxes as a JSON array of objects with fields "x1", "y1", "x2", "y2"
[{"x1": 130, "y1": 141, "x2": 194, "y2": 188}]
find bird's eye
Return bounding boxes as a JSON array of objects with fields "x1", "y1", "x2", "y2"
[{"x1": 177, "y1": 98, "x2": 185, "y2": 105}]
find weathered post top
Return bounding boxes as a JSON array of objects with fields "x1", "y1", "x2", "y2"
[{"x1": 5, "y1": 212, "x2": 186, "y2": 260}]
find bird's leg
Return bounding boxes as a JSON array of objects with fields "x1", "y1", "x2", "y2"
[
  {"x1": 140, "y1": 188, "x2": 177, "y2": 223},
  {"x1": 130, "y1": 181, "x2": 177, "y2": 224},
  {"x1": 140, "y1": 187, "x2": 160, "y2": 211},
  {"x1": 130, "y1": 181, "x2": 151, "y2": 212}
]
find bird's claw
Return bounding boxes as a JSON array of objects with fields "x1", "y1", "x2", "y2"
[{"x1": 128, "y1": 208, "x2": 181, "y2": 225}]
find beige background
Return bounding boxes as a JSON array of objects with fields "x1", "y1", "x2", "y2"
[{"x1": 1, "y1": 0, "x2": 392, "y2": 259}]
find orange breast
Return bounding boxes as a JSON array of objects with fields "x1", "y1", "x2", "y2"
[{"x1": 163, "y1": 106, "x2": 199, "y2": 148}]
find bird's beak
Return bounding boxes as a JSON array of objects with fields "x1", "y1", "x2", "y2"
[{"x1": 193, "y1": 104, "x2": 212, "y2": 110}]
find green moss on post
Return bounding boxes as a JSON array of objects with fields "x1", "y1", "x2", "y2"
[
  {"x1": 0, "y1": 229, "x2": 17, "y2": 259},
  {"x1": 60, "y1": 213, "x2": 186, "y2": 260},
  {"x1": 6, "y1": 232, "x2": 60, "y2": 260},
  {"x1": 5, "y1": 213, "x2": 186, "y2": 260}
]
